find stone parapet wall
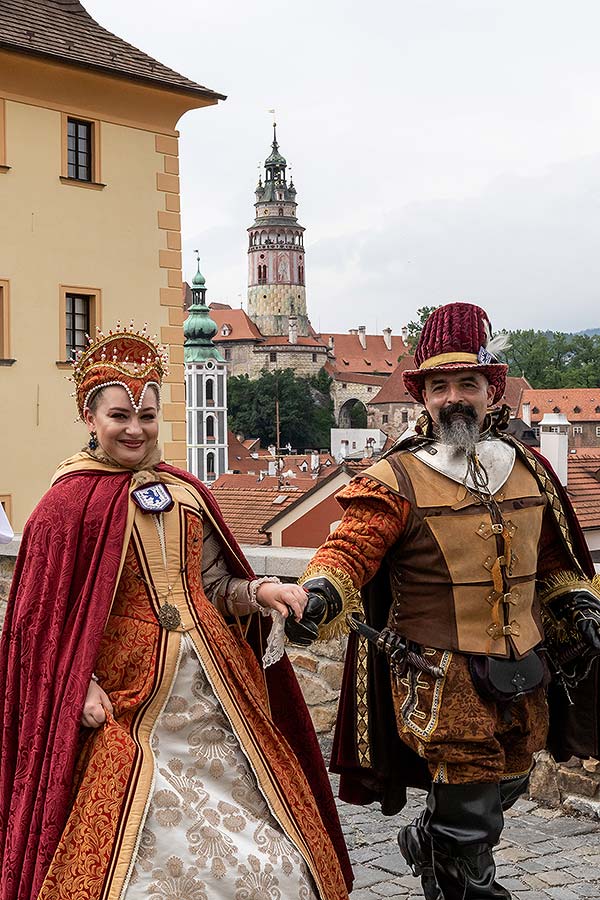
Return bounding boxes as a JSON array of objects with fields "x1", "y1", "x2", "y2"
[
  {"x1": 529, "y1": 750, "x2": 600, "y2": 817},
  {"x1": 287, "y1": 639, "x2": 346, "y2": 734}
]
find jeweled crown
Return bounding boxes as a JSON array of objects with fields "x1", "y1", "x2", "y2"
[{"x1": 71, "y1": 321, "x2": 169, "y2": 419}]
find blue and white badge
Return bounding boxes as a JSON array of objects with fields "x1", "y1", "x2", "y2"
[
  {"x1": 477, "y1": 345, "x2": 494, "y2": 365},
  {"x1": 131, "y1": 482, "x2": 174, "y2": 514}
]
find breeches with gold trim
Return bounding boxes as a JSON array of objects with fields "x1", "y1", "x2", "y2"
[{"x1": 390, "y1": 650, "x2": 549, "y2": 784}]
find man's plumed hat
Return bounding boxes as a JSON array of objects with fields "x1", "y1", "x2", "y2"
[{"x1": 402, "y1": 302, "x2": 508, "y2": 404}]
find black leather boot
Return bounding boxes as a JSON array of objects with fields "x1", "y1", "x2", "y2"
[
  {"x1": 398, "y1": 808, "x2": 441, "y2": 900},
  {"x1": 500, "y1": 773, "x2": 529, "y2": 812},
  {"x1": 427, "y1": 782, "x2": 511, "y2": 899}
]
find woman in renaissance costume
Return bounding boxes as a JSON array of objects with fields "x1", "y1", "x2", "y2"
[{"x1": 0, "y1": 326, "x2": 352, "y2": 900}]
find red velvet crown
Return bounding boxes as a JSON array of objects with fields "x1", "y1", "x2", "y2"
[
  {"x1": 72, "y1": 324, "x2": 169, "y2": 419},
  {"x1": 402, "y1": 303, "x2": 508, "y2": 404}
]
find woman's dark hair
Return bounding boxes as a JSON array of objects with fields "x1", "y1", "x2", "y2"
[{"x1": 87, "y1": 384, "x2": 161, "y2": 414}]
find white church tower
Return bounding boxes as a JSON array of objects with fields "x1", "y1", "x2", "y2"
[{"x1": 184, "y1": 256, "x2": 228, "y2": 482}]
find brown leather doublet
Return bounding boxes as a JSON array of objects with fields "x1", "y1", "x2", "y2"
[{"x1": 381, "y1": 447, "x2": 546, "y2": 657}]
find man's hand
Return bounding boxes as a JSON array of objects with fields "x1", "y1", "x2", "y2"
[
  {"x1": 284, "y1": 577, "x2": 343, "y2": 646},
  {"x1": 284, "y1": 592, "x2": 327, "y2": 646},
  {"x1": 569, "y1": 590, "x2": 600, "y2": 652},
  {"x1": 81, "y1": 678, "x2": 113, "y2": 728}
]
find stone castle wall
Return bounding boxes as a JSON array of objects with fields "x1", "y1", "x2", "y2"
[{"x1": 219, "y1": 341, "x2": 327, "y2": 380}]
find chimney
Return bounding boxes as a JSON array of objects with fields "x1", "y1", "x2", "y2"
[
  {"x1": 539, "y1": 413, "x2": 570, "y2": 486},
  {"x1": 358, "y1": 325, "x2": 367, "y2": 349},
  {"x1": 267, "y1": 459, "x2": 277, "y2": 477},
  {"x1": 382, "y1": 327, "x2": 392, "y2": 351},
  {"x1": 288, "y1": 315, "x2": 298, "y2": 345},
  {"x1": 328, "y1": 336, "x2": 334, "y2": 350},
  {"x1": 401, "y1": 325, "x2": 408, "y2": 343},
  {"x1": 311, "y1": 451, "x2": 320, "y2": 471},
  {"x1": 522, "y1": 401, "x2": 531, "y2": 427}
]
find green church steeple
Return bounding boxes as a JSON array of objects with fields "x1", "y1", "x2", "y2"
[{"x1": 184, "y1": 254, "x2": 224, "y2": 363}]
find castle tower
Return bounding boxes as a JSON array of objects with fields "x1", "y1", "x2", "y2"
[
  {"x1": 247, "y1": 124, "x2": 309, "y2": 336},
  {"x1": 184, "y1": 257, "x2": 228, "y2": 483}
]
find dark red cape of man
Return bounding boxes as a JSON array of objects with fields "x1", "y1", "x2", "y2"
[
  {"x1": 330, "y1": 441, "x2": 600, "y2": 816},
  {"x1": 0, "y1": 463, "x2": 352, "y2": 900}
]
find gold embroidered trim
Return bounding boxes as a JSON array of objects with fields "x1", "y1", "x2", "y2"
[
  {"x1": 355, "y1": 631, "x2": 371, "y2": 767},
  {"x1": 539, "y1": 570, "x2": 600, "y2": 605},
  {"x1": 507, "y1": 439, "x2": 583, "y2": 574},
  {"x1": 398, "y1": 650, "x2": 452, "y2": 742},
  {"x1": 299, "y1": 564, "x2": 362, "y2": 640}
]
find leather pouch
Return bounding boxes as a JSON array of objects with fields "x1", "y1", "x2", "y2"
[{"x1": 469, "y1": 652, "x2": 547, "y2": 703}]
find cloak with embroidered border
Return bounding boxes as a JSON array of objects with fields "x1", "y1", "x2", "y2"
[
  {"x1": 0, "y1": 456, "x2": 352, "y2": 900},
  {"x1": 329, "y1": 436, "x2": 600, "y2": 816}
]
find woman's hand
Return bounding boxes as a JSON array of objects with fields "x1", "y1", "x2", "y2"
[
  {"x1": 81, "y1": 678, "x2": 114, "y2": 728},
  {"x1": 256, "y1": 581, "x2": 308, "y2": 622}
]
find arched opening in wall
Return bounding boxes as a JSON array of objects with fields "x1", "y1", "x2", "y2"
[
  {"x1": 338, "y1": 398, "x2": 368, "y2": 428},
  {"x1": 206, "y1": 379, "x2": 214, "y2": 405},
  {"x1": 206, "y1": 415, "x2": 215, "y2": 440},
  {"x1": 207, "y1": 452, "x2": 215, "y2": 480}
]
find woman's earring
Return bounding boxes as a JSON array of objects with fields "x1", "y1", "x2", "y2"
[{"x1": 88, "y1": 431, "x2": 98, "y2": 451}]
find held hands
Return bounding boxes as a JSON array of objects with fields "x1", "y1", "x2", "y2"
[
  {"x1": 569, "y1": 590, "x2": 600, "y2": 653},
  {"x1": 284, "y1": 577, "x2": 344, "y2": 647},
  {"x1": 284, "y1": 592, "x2": 327, "y2": 646},
  {"x1": 255, "y1": 581, "x2": 308, "y2": 623},
  {"x1": 81, "y1": 678, "x2": 114, "y2": 728}
]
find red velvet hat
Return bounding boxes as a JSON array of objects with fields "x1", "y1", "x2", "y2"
[{"x1": 402, "y1": 303, "x2": 508, "y2": 404}]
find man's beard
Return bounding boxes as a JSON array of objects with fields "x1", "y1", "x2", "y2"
[{"x1": 437, "y1": 402, "x2": 480, "y2": 453}]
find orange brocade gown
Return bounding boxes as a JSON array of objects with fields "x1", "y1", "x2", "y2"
[{"x1": 38, "y1": 471, "x2": 348, "y2": 900}]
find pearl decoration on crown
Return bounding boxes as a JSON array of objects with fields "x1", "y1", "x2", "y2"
[{"x1": 70, "y1": 322, "x2": 170, "y2": 419}]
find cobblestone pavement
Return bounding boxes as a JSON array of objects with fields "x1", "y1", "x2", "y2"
[{"x1": 334, "y1": 780, "x2": 600, "y2": 899}]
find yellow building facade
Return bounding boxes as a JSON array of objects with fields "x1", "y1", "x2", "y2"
[{"x1": 0, "y1": 2, "x2": 223, "y2": 530}]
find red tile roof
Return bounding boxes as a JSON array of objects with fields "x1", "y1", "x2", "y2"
[
  {"x1": 369, "y1": 356, "x2": 417, "y2": 404},
  {"x1": 503, "y1": 377, "x2": 531, "y2": 414},
  {"x1": 208, "y1": 307, "x2": 264, "y2": 342},
  {"x1": 1, "y1": 0, "x2": 224, "y2": 100},
  {"x1": 209, "y1": 476, "x2": 313, "y2": 544},
  {"x1": 324, "y1": 362, "x2": 387, "y2": 387},
  {"x1": 567, "y1": 450, "x2": 600, "y2": 529},
  {"x1": 518, "y1": 389, "x2": 600, "y2": 422},
  {"x1": 320, "y1": 332, "x2": 407, "y2": 376}
]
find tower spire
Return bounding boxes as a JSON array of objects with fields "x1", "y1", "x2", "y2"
[{"x1": 246, "y1": 127, "x2": 308, "y2": 337}]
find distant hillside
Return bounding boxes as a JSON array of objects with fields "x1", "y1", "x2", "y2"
[{"x1": 578, "y1": 328, "x2": 600, "y2": 336}]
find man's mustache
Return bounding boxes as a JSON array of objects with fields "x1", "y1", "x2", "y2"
[{"x1": 438, "y1": 402, "x2": 478, "y2": 427}]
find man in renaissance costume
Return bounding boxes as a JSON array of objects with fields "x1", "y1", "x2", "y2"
[{"x1": 286, "y1": 302, "x2": 600, "y2": 900}]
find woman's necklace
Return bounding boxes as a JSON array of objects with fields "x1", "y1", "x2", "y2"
[{"x1": 123, "y1": 513, "x2": 186, "y2": 630}]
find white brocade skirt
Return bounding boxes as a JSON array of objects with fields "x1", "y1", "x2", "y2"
[{"x1": 124, "y1": 636, "x2": 317, "y2": 900}]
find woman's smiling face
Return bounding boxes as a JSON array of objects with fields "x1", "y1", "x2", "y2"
[{"x1": 84, "y1": 385, "x2": 159, "y2": 467}]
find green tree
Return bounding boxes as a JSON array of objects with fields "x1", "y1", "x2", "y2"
[
  {"x1": 349, "y1": 401, "x2": 368, "y2": 428},
  {"x1": 503, "y1": 330, "x2": 600, "y2": 388},
  {"x1": 228, "y1": 367, "x2": 335, "y2": 450}
]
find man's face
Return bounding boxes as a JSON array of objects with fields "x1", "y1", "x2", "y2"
[{"x1": 422, "y1": 370, "x2": 495, "y2": 432}]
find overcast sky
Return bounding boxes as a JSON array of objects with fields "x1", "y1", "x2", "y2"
[{"x1": 86, "y1": 0, "x2": 600, "y2": 336}]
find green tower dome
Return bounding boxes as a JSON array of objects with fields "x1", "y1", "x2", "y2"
[{"x1": 184, "y1": 257, "x2": 224, "y2": 363}]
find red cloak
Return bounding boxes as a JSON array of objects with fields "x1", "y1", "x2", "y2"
[{"x1": 0, "y1": 463, "x2": 352, "y2": 900}]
